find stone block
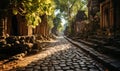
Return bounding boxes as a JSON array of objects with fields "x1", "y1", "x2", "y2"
[
  {"x1": 24, "y1": 43, "x2": 34, "y2": 52},
  {"x1": 6, "y1": 36, "x2": 16, "y2": 44},
  {"x1": 0, "y1": 39, "x2": 6, "y2": 46}
]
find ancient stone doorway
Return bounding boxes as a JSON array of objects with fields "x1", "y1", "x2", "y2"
[{"x1": 11, "y1": 15, "x2": 18, "y2": 36}]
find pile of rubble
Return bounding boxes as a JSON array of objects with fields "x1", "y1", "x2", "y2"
[{"x1": 0, "y1": 35, "x2": 55, "y2": 60}]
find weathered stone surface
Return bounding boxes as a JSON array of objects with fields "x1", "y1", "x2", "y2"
[
  {"x1": 6, "y1": 36, "x2": 16, "y2": 44},
  {"x1": 0, "y1": 39, "x2": 6, "y2": 46},
  {"x1": 11, "y1": 36, "x2": 104, "y2": 71},
  {"x1": 55, "y1": 66, "x2": 61, "y2": 69}
]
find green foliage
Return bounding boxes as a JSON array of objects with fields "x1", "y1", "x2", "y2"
[
  {"x1": 0, "y1": 0, "x2": 56, "y2": 28},
  {"x1": 54, "y1": 0, "x2": 88, "y2": 35},
  {"x1": 0, "y1": 0, "x2": 88, "y2": 35},
  {"x1": 54, "y1": 0, "x2": 87, "y2": 19},
  {"x1": 47, "y1": 15, "x2": 55, "y2": 29},
  {"x1": 15, "y1": 0, "x2": 55, "y2": 28}
]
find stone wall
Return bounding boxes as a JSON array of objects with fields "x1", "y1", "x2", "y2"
[
  {"x1": 0, "y1": 15, "x2": 33, "y2": 36},
  {"x1": 100, "y1": 0, "x2": 120, "y2": 37},
  {"x1": 88, "y1": 0, "x2": 100, "y2": 19}
]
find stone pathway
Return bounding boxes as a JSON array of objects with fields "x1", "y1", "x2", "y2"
[{"x1": 15, "y1": 36, "x2": 104, "y2": 71}]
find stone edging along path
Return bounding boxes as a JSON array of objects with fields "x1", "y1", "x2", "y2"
[{"x1": 64, "y1": 36, "x2": 120, "y2": 71}]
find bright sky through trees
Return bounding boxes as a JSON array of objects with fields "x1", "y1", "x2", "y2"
[{"x1": 54, "y1": 0, "x2": 88, "y2": 30}]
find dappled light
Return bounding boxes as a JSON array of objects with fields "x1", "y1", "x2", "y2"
[
  {"x1": 0, "y1": 0, "x2": 120, "y2": 71},
  {"x1": 0, "y1": 37, "x2": 70, "y2": 70},
  {"x1": 9, "y1": 37, "x2": 105, "y2": 71}
]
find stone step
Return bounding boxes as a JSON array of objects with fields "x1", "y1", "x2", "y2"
[
  {"x1": 77, "y1": 39, "x2": 98, "y2": 47},
  {"x1": 65, "y1": 36, "x2": 120, "y2": 71},
  {"x1": 77, "y1": 38, "x2": 120, "y2": 56},
  {"x1": 103, "y1": 46, "x2": 120, "y2": 55},
  {"x1": 87, "y1": 38, "x2": 107, "y2": 45}
]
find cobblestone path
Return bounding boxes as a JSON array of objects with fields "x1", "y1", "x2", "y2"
[{"x1": 16, "y1": 36, "x2": 104, "y2": 71}]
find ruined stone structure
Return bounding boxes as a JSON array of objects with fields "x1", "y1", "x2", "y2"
[
  {"x1": 0, "y1": 15, "x2": 33, "y2": 36},
  {"x1": 100, "y1": 0, "x2": 120, "y2": 37},
  {"x1": 87, "y1": 0, "x2": 100, "y2": 20},
  {"x1": 88, "y1": 0, "x2": 120, "y2": 37},
  {"x1": 33, "y1": 15, "x2": 49, "y2": 36},
  {"x1": 73, "y1": 10, "x2": 87, "y2": 36},
  {"x1": 0, "y1": 0, "x2": 33, "y2": 37},
  {"x1": 0, "y1": 14, "x2": 50, "y2": 37},
  {"x1": 0, "y1": 2, "x2": 50, "y2": 37}
]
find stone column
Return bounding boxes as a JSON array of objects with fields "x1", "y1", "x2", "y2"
[
  {"x1": 27, "y1": 26, "x2": 33, "y2": 36},
  {"x1": 100, "y1": 3, "x2": 103, "y2": 29},
  {"x1": 0, "y1": 18, "x2": 5, "y2": 37}
]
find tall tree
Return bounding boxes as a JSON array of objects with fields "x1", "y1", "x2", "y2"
[{"x1": 54, "y1": 0, "x2": 88, "y2": 35}]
